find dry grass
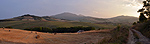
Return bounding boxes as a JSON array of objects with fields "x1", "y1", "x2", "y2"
[{"x1": 0, "y1": 28, "x2": 110, "y2": 44}]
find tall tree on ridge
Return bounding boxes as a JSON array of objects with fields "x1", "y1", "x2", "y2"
[{"x1": 137, "y1": 0, "x2": 150, "y2": 22}]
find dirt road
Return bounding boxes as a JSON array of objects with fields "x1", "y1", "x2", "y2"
[
  {"x1": 131, "y1": 29, "x2": 150, "y2": 44},
  {"x1": 0, "y1": 28, "x2": 110, "y2": 44},
  {"x1": 127, "y1": 29, "x2": 136, "y2": 44}
]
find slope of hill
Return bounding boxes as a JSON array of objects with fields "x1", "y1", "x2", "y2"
[
  {"x1": 51, "y1": 12, "x2": 109, "y2": 23},
  {"x1": 51, "y1": 12, "x2": 138, "y2": 24},
  {"x1": 79, "y1": 17, "x2": 109, "y2": 23},
  {"x1": 0, "y1": 28, "x2": 110, "y2": 44},
  {"x1": 0, "y1": 21, "x2": 115, "y2": 29},
  {"x1": 51, "y1": 12, "x2": 86, "y2": 20},
  {"x1": 0, "y1": 14, "x2": 67, "y2": 22},
  {"x1": 1, "y1": 14, "x2": 44, "y2": 21},
  {"x1": 133, "y1": 20, "x2": 150, "y2": 39},
  {"x1": 0, "y1": 13, "x2": 138, "y2": 24},
  {"x1": 108, "y1": 16, "x2": 138, "y2": 23}
]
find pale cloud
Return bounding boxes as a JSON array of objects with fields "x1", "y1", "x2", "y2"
[
  {"x1": 0, "y1": 0, "x2": 144, "y2": 19},
  {"x1": 122, "y1": 0, "x2": 144, "y2": 8}
]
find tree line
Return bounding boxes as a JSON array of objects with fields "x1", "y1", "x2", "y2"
[{"x1": 24, "y1": 26, "x2": 95, "y2": 33}]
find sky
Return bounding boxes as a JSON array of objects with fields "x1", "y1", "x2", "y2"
[{"x1": 0, "y1": 0, "x2": 144, "y2": 19}]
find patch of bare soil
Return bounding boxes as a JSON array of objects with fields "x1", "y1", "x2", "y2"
[{"x1": 127, "y1": 29, "x2": 136, "y2": 44}]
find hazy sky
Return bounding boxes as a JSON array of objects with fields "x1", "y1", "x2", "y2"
[{"x1": 0, "y1": 0, "x2": 143, "y2": 19}]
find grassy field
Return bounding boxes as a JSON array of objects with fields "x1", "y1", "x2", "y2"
[
  {"x1": 0, "y1": 21, "x2": 115, "y2": 29},
  {"x1": 0, "y1": 28, "x2": 110, "y2": 44}
]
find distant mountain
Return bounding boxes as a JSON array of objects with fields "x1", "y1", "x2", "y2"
[
  {"x1": 0, "y1": 14, "x2": 67, "y2": 22},
  {"x1": 9, "y1": 14, "x2": 45, "y2": 21},
  {"x1": 51, "y1": 12, "x2": 86, "y2": 20},
  {"x1": 0, "y1": 13, "x2": 139, "y2": 24},
  {"x1": 108, "y1": 15, "x2": 138, "y2": 23},
  {"x1": 51, "y1": 12, "x2": 108, "y2": 23}
]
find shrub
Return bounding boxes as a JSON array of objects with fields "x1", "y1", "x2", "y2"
[
  {"x1": 133, "y1": 22, "x2": 137, "y2": 25},
  {"x1": 24, "y1": 27, "x2": 53, "y2": 33},
  {"x1": 24, "y1": 26, "x2": 95, "y2": 33},
  {"x1": 134, "y1": 20, "x2": 150, "y2": 38},
  {"x1": 53, "y1": 26, "x2": 95, "y2": 33},
  {"x1": 5, "y1": 26, "x2": 13, "y2": 29},
  {"x1": 99, "y1": 26, "x2": 129, "y2": 44}
]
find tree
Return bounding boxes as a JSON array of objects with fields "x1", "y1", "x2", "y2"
[
  {"x1": 139, "y1": 13, "x2": 147, "y2": 22},
  {"x1": 137, "y1": 0, "x2": 150, "y2": 22},
  {"x1": 133, "y1": 22, "x2": 137, "y2": 25}
]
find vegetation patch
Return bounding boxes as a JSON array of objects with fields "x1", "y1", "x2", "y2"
[
  {"x1": 133, "y1": 20, "x2": 150, "y2": 39},
  {"x1": 5, "y1": 26, "x2": 13, "y2": 29},
  {"x1": 24, "y1": 26, "x2": 95, "y2": 33},
  {"x1": 0, "y1": 21, "x2": 115, "y2": 29},
  {"x1": 99, "y1": 26, "x2": 129, "y2": 44}
]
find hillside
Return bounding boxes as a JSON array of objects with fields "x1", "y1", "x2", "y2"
[
  {"x1": 51, "y1": 12, "x2": 85, "y2": 20},
  {"x1": 133, "y1": 20, "x2": 150, "y2": 39},
  {"x1": 0, "y1": 21, "x2": 115, "y2": 29},
  {"x1": 0, "y1": 14, "x2": 45, "y2": 21},
  {"x1": 0, "y1": 13, "x2": 138, "y2": 25},
  {"x1": 0, "y1": 14, "x2": 68, "y2": 22},
  {"x1": 51, "y1": 12, "x2": 138, "y2": 23},
  {"x1": 0, "y1": 28, "x2": 110, "y2": 44},
  {"x1": 108, "y1": 15, "x2": 138, "y2": 23},
  {"x1": 51, "y1": 12, "x2": 109, "y2": 23}
]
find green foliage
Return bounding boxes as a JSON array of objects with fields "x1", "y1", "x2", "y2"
[
  {"x1": 137, "y1": 0, "x2": 150, "y2": 21},
  {"x1": 24, "y1": 26, "x2": 95, "y2": 33},
  {"x1": 24, "y1": 27, "x2": 53, "y2": 33},
  {"x1": 139, "y1": 13, "x2": 147, "y2": 22},
  {"x1": 53, "y1": 26, "x2": 95, "y2": 33},
  {"x1": 133, "y1": 22, "x2": 137, "y2": 25},
  {"x1": 21, "y1": 14, "x2": 42, "y2": 20},
  {"x1": 5, "y1": 26, "x2": 13, "y2": 29},
  {"x1": 0, "y1": 21, "x2": 115, "y2": 29},
  {"x1": 134, "y1": 20, "x2": 150, "y2": 38},
  {"x1": 135, "y1": 0, "x2": 150, "y2": 39},
  {"x1": 99, "y1": 26, "x2": 129, "y2": 44}
]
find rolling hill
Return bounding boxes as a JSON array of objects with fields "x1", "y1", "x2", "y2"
[
  {"x1": 51, "y1": 12, "x2": 85, "y2": 20},
  {"x1": 51, "y1": 12, "x2": 109, "y2": 23},
  {"x1": 0, "y1": 14, "x2": 67, "y2": 22},
  {"x1": 0, "y1": 12, "x2": 138, "y2": 27},
  {"x1": 108, "y1": 15, "x2": 138, "y2": 23},
  {"x1": 51, "y1": 12, "x2": 138, "y2": 23},
  {"x1": 0, "y1": 21, "x2": 115, "y2": 29}
]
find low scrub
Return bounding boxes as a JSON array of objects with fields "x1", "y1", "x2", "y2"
[
  {"x1": 5, "y1": 26, "x2": 13, "y2": 29},
  {"x1": 24, "y1": 27, "x2": 52, "y2": 33},
  {"x1": 99, "y1": 26, "x2": 129, "y2": 44},
  {"x1": 24, "y1": 26, "x2": 95, "y2": 33},
  {"x1": 133, "y1": 20, "x2": 150, "y2": 38}
]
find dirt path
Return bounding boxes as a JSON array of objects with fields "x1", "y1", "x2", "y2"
[
  {"x1": 127, "y1": 29, "x2": 136, "y2": 44},
  {"x1": 131, "y1": 29, "x2": 150, "y2": 44}
]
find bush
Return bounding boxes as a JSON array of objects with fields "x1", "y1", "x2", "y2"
[
  {"x1": 24, "y1": 26, "x2": 95, "y2": 33},
  {"x1": 99, "y1": 26, "x2": 129, "y2": 44},
  {"x1": 134, "y1": 20, "x2": 150, "y2": 38},
  {"x1": 5, "y1": 26, "x2": 13, "y2": 29},
  {"x1": 53, "y1": 26, "x2": 95, "y2": 33},
  {"x1": 24, "y1": 27, "x2": 53, "y2": 33},
  {"x1": 133, "y1": 22, "x2": 137, "y2": 25}
]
